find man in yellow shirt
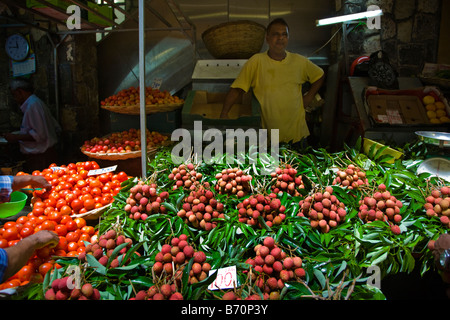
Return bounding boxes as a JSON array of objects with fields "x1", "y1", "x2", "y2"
[{"x1": 220, "y1": 18, "x2": 325, "y2": 145}]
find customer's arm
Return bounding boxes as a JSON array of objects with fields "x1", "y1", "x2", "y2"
[
  {"x1": 2, "y1": 230, "x2": 58, "y2": 282},
  {"x1": 12, "y1": 175, "x2": 51, "y2": 191}
]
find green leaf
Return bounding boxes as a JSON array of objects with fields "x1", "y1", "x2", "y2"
[
  {"x1": 313, "y1": 268, "x2": 327, "y2": 289},
  {"x1": 86, "y1": 253, "x2": 107, "y2": 275}
]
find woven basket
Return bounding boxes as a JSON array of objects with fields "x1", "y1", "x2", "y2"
[
  {"x1": 202, "y1": 20, "x2": 266, "y2": 59},
  {"x1": 101, "y1": 103, "x2": 183, "y2": 115}
]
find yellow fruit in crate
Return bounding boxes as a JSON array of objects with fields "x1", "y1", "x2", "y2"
[
  {"x1": 426, "y1": 104, "x2": 436, "y2": 111},
  {"x1": 427, "y1": 110, "x2": 437, "y2": 119},
  {"x1": 430, "y1": 118, "x2": 441, "y2": 124},
  {"x1": 440, "y1": 116, "x2": 450, "y2": 123},
  {"x1": 423, "y1": 95, "x2": 435, "y2": 105},
  {"x1": 436, "y1": 109, "x2": 447, "y2": 118},
  {"x1": 435, "y1": 101, "x2": 445, "y2": 110}
]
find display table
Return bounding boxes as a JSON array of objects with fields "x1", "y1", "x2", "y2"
[{"x1": 348, "y1": 76, "x2": 450, "y2": 145}]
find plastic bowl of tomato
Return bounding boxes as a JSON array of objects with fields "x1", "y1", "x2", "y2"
[{"x1": 0, "y1": 191, "x2": 28, "y2": 218}]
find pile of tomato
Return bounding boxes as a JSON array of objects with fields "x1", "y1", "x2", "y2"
[{"x1": 0, "y1": 161, "x2": 129, "y2": 290}]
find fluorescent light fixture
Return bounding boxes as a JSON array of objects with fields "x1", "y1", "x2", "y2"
[{"x1": 316, "y1": 9, "x2": 383, "y2": 26}]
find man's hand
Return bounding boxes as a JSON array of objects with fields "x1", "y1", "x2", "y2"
[
  {"x1": 27, "y1": 230, "x2": 59, "y2": 250},
  {"x1": 302, "y1": 93, "x2": 314, "y2": 109}
]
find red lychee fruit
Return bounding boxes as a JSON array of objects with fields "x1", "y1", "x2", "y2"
[
  {"x1": 263, "y1": 237, "x2": 275, "y2": 249},
  {"x1": 45, "y1": 288, "x2": 56, "y2": 300},
  {"x1": 222, "y1": 291, "x2": 237, "y2": 300},
  {"x1": 81, "y1": 283, "x2": 94, "y2": 298},
  {"x1": 390, "y1": 225, "x2": 401, "y2": 235},
  {"x1": 193, "y1": 251, "x2": 206, "y2": 264}
]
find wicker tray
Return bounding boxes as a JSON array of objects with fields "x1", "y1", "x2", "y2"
[
  {"x1": 81, "y1": 146, "x2": 159, "y2": 160},
  {"x1": 202, "y1": 20, "x2": 265, "y2": 59},
  {"x1": 101, "y1": 103, "x2": 183, "y2": 115}
]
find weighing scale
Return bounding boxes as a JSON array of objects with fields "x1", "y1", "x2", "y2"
[{"x1": 415, "y1": 131, "x2": 450, "y2": 181}]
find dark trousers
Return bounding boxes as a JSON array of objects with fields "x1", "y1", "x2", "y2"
[{"x1": 23, "y1": 145, "x2": 59, "y2": 173}]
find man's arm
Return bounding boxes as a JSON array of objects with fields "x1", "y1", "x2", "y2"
[
  {"x1": 4, "y1": 132, "x2": 34, "y2": 143},
  {"x1": 220, "y1": 87, "x2": 244, "y2": 119},
  {"x1": 302, "y1": 74, "x2": 325, "y2": 109},
  {"x1": 2, "y1": 230, "x2": 58, "y2": 281}
]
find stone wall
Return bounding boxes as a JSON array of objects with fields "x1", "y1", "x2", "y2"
[{"x1": 333, "y1": 0, "x2": 443, "y2": 76}]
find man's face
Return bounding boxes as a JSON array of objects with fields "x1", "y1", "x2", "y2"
[
  {"x1": 266, "y1": 23, "x2": 289, "y2": 53},
  {"x1": 10, "y1": 88, "x2": 27, "y2": 106}
]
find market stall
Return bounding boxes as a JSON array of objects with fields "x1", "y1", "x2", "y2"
[{"x1": 1, "y1": 0, "x2": 450, "y2": 307}]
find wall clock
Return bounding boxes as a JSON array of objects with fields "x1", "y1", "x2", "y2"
[{"x1": 5, "y1": 33, "x2": 30, "y2": 62}]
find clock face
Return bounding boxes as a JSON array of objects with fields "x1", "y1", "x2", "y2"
[{"x1": 5, "y1": 34, "x2": 29, "y2": 61}]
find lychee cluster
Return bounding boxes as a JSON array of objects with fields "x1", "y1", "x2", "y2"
[
  {"x1": 297, "y1": 186, "x2": 347, "y2": 233},
  {"x1": 152, "y1": 234, "x2": 212, "y2": 286},
  {"x1": 357, "y1": 184, "x2": 404, "y2": 234},
  {"x1": 45, "y1": 278, "x2": 100, "y2": 300},
  {"x1": 131, "y1": 283, "x2": 183, "y2": 300},
  {"x1": 332, "y1": 164, "x2": 369, "y2": 189},
  {"x1": 168, "y1": 163, "x2": 202, "y2": 191},
  {"x1": 124, "y1": 181, "x2": 169, "y2": 221},
  {"x1": 214, "y1": 167, "x2": 252, "y2": 198},
  {"x1": 237, "y1": 194, "x2": 286, "y2": 228},
  {"x1": 177, "y1": 185, "x2": 225, "y2": 231},
  {"x1": 270, "y1": 164, "x2": 305, "y2": 196},
  {"x1": 78, "y1": 229, "x2": 133, "y2": 268},
  {"x1": 220, "y1": 290, "x2": 263, "y2": 300},
  {"x1": 245, "y1": 237, "x2": 305, "y2": 300},
  {"x1": 424, "y1": 185, "x2": 450, "y2": 228}
]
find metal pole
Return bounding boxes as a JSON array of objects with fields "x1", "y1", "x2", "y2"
[
  {"x1": 47, "y1": 33, "x2": 67, "y2": 123},
  {"x1": 139, "y1": 0, "x2": 147, "y2": 179}
]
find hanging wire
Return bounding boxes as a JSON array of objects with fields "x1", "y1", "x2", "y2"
[{"x1": 306, "y1": 25, "x2": 343, "y2": 58}]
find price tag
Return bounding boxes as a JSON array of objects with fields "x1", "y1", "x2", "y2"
[
  {"x1": 88, "y1": 165, "x2": 117, "y2": 176},
  {"x1": 207, "y1": 266, "x2": 238, "y2": 290},
  {"x1": 150, "y1": 78, "x2": 163, "y2": 90},
  {"x1": 50, "y1": 166, "x2": 66, "y2": 172}
]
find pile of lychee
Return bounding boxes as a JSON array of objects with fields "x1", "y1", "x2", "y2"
[
  {"x1": 130, "y1": 283, "x2": 183, "y2": 300},
  {"x1": 237, "y1": 194, "x2": 286, "y2": 228},
  {"x1": 124, "y1": 181, "x2": 169, "y2": 221},
  {"x1": 423, "y1": 185, "x2": 450, "y2": 228},
  {"x1": 177, "y1": 184, "x2": 225, "y2": 231},
  {"x1": 270, "y1": 163, "x2": 305, "y2": 196},
  {"x1": 168, "y1": 163, "x2": 203, "y2": 191},
  {"x1": 332, "y1": 164, "x2": 369, "y2": 189},
  {"x1": 297, "y1": 186, "x2": 347, "y2": 233},
  {"x1": 357, "y1": 184, "x2": 404, "y2": 234},
  {"x1": 244, "y1": 236, "x2": 305, "y2": 300},
  {"x1": 45, "y1": 277, "x2": 100, "y2": 300},
  {"x1": 152, "y1": 234, "x2": 212, "y2": 287},
  {"x1": 78, "y1": 229, "x2": 134, "y2": 268},
  {"x1": 214, "y1": 167, "x2": 252, "y2": 198}
]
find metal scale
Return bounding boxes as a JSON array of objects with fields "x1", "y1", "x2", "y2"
[
  {"x1": 191, "y1": 59, "x2": 247, "y2": 92},
  {"x1": 415, "y1": 131, "x2": 450, "y2": 181}
]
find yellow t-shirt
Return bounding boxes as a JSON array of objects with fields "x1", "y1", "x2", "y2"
[{"x1": 231, "y1": 51, "x2": 324, "y2": 143}]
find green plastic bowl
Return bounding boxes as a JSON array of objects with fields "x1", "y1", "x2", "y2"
[{"x1": 0, "y1": 191, "x2": 28, "y2": 218}]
